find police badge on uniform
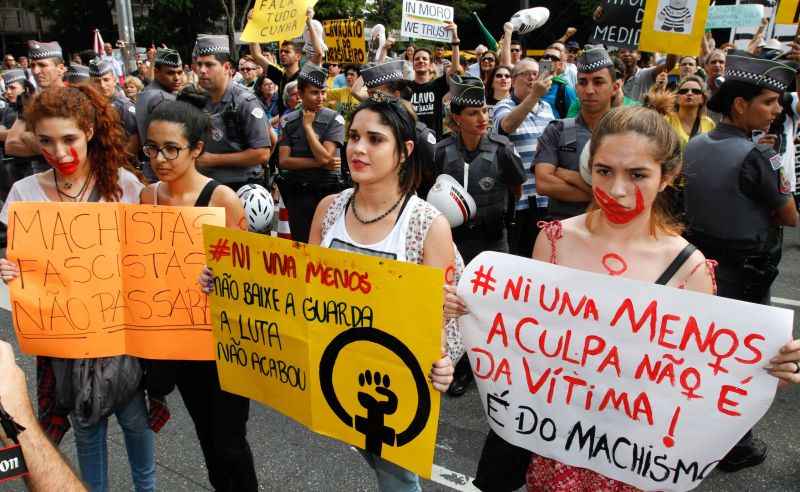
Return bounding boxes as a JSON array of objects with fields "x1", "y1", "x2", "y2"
[
  {"x1": 251, "y1": 107, "x2": 264, "y2": 119},
  {"x1": 478, "y1": 176, "x2": 496, "y2": 191},
  {"x1": 211, "y1": 125, "x2": 224, "y2": 142}
]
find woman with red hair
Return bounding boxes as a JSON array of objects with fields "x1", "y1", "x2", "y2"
[{"x1": 0, "y1": 85, "x2": 154, "y2": 492}]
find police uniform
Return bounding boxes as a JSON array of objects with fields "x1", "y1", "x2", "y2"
[
  {"x1": 135, "y1": 49, "x2": 182, "y2": 180},
  {"x1": 685, "y1": 51, "x2": 795, "y2": 305},
  {"x1": 533, "y1": 48, "x2": 614, "y2": 220},
  {"x1": 433, "y1": 75, "x2": 525, "y2": 264},
  {"x1": 683, "y1": 49, "x2": 796, "y2": 472},
  {"x1": 277, "y1": 62, "x2": 345, "y2": 243},
  {"x1": 89, "y1": 59, "x2": 138, "y2": 137},
  {"x1": 194, "y1": 35, "x2": 270, "y2": 190},
  {"x1": 66, "y1": 64, "x2": 90, "y2": 86},
  {"x1": 0, "y1": 69, "x2": 25, "y2": 206},
  {"x1": 361, "y1": 59, "x2": 438, "y2": 196}
]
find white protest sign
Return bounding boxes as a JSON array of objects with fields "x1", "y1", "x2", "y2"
[
  {"x1": 401, "y1": 0, "x2": 453, "y2": 43},
  {"x1": 457, "y1": 252, "x2": 792, "y2": 492},
  {"x1": 706, "y1": 4, "x2": 765, "y2": 29}
]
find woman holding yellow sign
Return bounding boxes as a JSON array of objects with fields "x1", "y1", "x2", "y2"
[{"x1": 305, "y1": 96, "x2": 457, "y2": 491}]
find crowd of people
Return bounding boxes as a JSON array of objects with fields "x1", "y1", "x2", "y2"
[{"x1": 1, "y1": 8, "x2": 800, "y2": 492}]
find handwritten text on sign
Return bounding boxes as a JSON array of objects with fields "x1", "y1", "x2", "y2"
[
  {"x1": 323, "y1": 19, "x2": 366, "y2": 64},
  {"x1": 7, "y1": 203, "x2": 225, "y2": 359},
  {"x1": 457, "y1": 252, "x2": 791, "y2": 492},
  {"x1": 589, "y1": 0, "x2": 644, "y2": 49},
  {"x1": 203, "y1": 225, "x2": 443, "y2": 478},
  {"x1": 241, "y1": 0, "x2": 317, "y2": 43},
  {"x1": 401, "y1": 0, "x2": 453, "y2": 43}
]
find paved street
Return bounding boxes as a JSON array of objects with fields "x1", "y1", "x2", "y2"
[{"x1": 3, "y1": 232, "x2": 800, "y2": 492}]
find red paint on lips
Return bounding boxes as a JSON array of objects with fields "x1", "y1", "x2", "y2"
[
  {"x1": 41, "y1": 147, "x2": 81, "y2": 176},
  {"x1": 350, "y1": 159, "x2": 367, "y2": 171},
  {"x1": 593, "y1": 186, "x2": 645, "y2": 224}
]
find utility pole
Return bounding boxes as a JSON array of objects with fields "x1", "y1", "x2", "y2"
[{"x1": 115, "y1": 0, "x2": 137, "y2": 74}]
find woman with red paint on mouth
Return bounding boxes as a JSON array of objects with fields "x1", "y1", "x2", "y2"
[
  {"x1": 0, "y1": 85, "x2": 155, "y2": 492},
  {"x1": 518, "y1": 105, "x2": 718, "y2": 491}
]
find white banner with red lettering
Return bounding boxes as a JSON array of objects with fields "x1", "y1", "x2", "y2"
[{"x1": 457, "y1": 251, "x2": 792, "y2": 491}]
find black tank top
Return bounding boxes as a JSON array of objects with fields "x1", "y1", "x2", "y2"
[
  {"x1": 655, "y1": 244, "x2": 697, "y2": 285},
  {"x1": 194, "y1": 179, "x2": 220, "y2": 207}
]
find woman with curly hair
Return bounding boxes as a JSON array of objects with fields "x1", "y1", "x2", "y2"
[{"x1": 0, "y1": 85, "x2": 153, "y2": 492}]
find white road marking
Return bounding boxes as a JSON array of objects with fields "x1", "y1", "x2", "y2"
[
  {"x1": 772, "y1": 296, "x2": 800, "y2": 308},
  {"x1": 431, "y1": 464, "x2": 480, "y2": 491}
]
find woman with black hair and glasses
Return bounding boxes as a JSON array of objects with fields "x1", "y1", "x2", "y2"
[{"x1": 142, "y1": 89, "x2": 257, "y2": 492}]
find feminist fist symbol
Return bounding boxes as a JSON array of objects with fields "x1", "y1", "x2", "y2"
[{"x1": 355, "y1": 369, "x2": 398, "y2": 455}]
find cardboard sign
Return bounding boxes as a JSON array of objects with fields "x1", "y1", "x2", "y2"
[
  {"x1": 589, "y1": 0, "x2": 644, "y2": 49},
  {"x1": 401, "y1": 0, "x2": 453, "y2": 43},
  {"x1": 7, "y1": 203, "x2": 225, "y2": 359},
  {"x1": 203, "y1": 225, "x2": 444, "y2": 478},
  {"x1": 241, "y1": 0, "x2": 317, "y2": 43},
  {"x1": 323, "y1": 19, "x2": 366, "y2": 64},
  {"x1": 776, "y1": 0, "x2": 800, "y2": 25},
  {"x1": 457, "y1": 252, "x2": 792, "y2": 492},
  {"x1": 706, "y1": 4, "x2": 765, "y2": 29},
  {"x1": 639, "y1": 0, "x2": 711, "y2": 56}
]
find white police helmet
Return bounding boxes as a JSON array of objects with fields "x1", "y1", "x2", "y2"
[
  {"x1": 510, "y1": 7, "x2": 550, "y2": 35},
  {"x1": 237, "y1": 184, "x2": 274, "y2": 233},
  {"x1": 425, "y1": 174, "x2": 477, "y2": 228}
]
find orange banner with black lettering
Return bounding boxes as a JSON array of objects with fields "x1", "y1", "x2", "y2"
[{"x1": 6, "y1": 202, "x2": 225, "y2": 359}]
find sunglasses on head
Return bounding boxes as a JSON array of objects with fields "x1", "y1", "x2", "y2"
[
  {"x1": 541, "y1": 54, "x2": 560, "y2": 61},
  {"x1": 677, "y1": 88, "x2": 703, "y2": 95}
]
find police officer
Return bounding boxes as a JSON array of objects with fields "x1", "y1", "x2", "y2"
[
  {"x1": 193, "y1": 35, "x2": 270, "y2": 191},
  {"x1": 684, "y1": 50, "x2": 799, "y2": 473},
  {"x1": 5, "y1": 40, "x2": 64, "y2": 164},
  {"x1": 360, "y1": 59, "x2": 437, "y2": 194},
  {"x1": 433, "y1": 75, "x2": 525, "y2": 397},
  {"x1": 534, "y1": 48, "x2": 619, "y2": 220},
  {"x1": 0, "y1": 68, "x2": 26, "y2": 216},
  {"x1": 89, "y1": 58, "x2": 138, "y2": 153},
  {"x1": 135, "y1": 48, "x2": 184, "y2": 180},
  {"x1": 277, "y1": 62, "x2": 345, "y2": 243},
  {"x1": 65, "y1": 64, "x2": 90, "y2": 86}
]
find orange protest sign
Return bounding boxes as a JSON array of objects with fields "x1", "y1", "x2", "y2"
[{"x1": 7, "y1": 202, "x2": 225, "y2": 359}]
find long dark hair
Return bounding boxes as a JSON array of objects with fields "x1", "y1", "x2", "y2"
[
  {"x1": 25, "y1": 85, "x2": 144, "y2": 201},
  {"x1": 349, "y1": 98, "x2": 421, "y2": 194}
]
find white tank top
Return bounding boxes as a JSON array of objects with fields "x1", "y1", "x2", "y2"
[{"x1": 321, "y1": 194, "x2": 422, "y2": 261}]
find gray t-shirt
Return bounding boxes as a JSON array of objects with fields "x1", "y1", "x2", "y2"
[
  {"x1": 278, "y1": 107, "x2": 345, "y2": 183},
  {"x1": 622, "y1": 66, "x2": 660, "y2": 102}
]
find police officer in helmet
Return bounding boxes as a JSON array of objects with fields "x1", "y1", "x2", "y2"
[
  {"x1": 684, "y1": 49, "x2": 799, "y2": 472},
  {"x1": 433, "y1": 75, "x2": 526, "y2": 396},
  {"x1": 277, "y1": 62, "x2": 346, "y2": 243},
  {"x1": 193, "y1": 35, "x2": 271, "y2": 191}
]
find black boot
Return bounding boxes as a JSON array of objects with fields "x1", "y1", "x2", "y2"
[{"x1": 717, "y1": 431, "x2": 767, "y2": 472}]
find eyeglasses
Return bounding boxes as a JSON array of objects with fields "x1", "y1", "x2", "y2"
[
  {"x1": 541, "y1": 54, "x2": 561, "y2": 61},
  {"x1": 510, "y1": 48, "x2": 521, "y2": 53},
  {"x1": 677, "y1": 88, "x2": 703, "y2": 95},
  {"x1": 142, "y1": 144, "x2": 190, "y2": 160},
  {"x1": 514, "y1": 70, "x2": 538, "y2": 79},
  {"x1": 494, "y1": 73, "x2": 511, "y2": 79},
  {"x1": 481, "y1": 57, "x2": 496, "y2": 63}
]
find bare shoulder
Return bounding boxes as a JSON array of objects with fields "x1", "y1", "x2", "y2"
[
  {"x1": 210, "y1": 183, "x2": 243, "y2": 210},
  {"x1": 139, "y1": 183, "x2": 157, "y2": 205},
  {"x1": 660, "y1": 234, "x2": 715, "y2": 295}
]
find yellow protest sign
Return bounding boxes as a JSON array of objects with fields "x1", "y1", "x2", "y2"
[
  {"x1": 639, "y1": 0, "x2": 711, "y2": 56},
  {"x1": 7, "y1": 202, "x2": 225, "y2": 359},
  {"x1": 776, "y1": 0, "x2": 800, "y2": 25},
  {"x1": 241, "y1": 0, "x2": 317, "y2": 43},
  {"x1": 203, "y1": 225, "x2": 444, "y2": 478},
  {"x1": 323, "y1": 19, "x2": 367, "y2": 64}
]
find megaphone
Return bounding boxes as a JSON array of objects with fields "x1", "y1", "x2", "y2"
[
  {"x1": 302, "y1": 17, "x2": 327, "y2": 57},
  {"x1": 579, "y1": 139, "x2": 592, "y2": 186},
  {"x1": 509, "y1": 7, "x2": 550, "y2": 35},
  {"x1": 369, "y1": 24, "x2": 386, "y2": 61},
  {"x1": 426, "y1": 174, "x2": 477, "y2": 228}
]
